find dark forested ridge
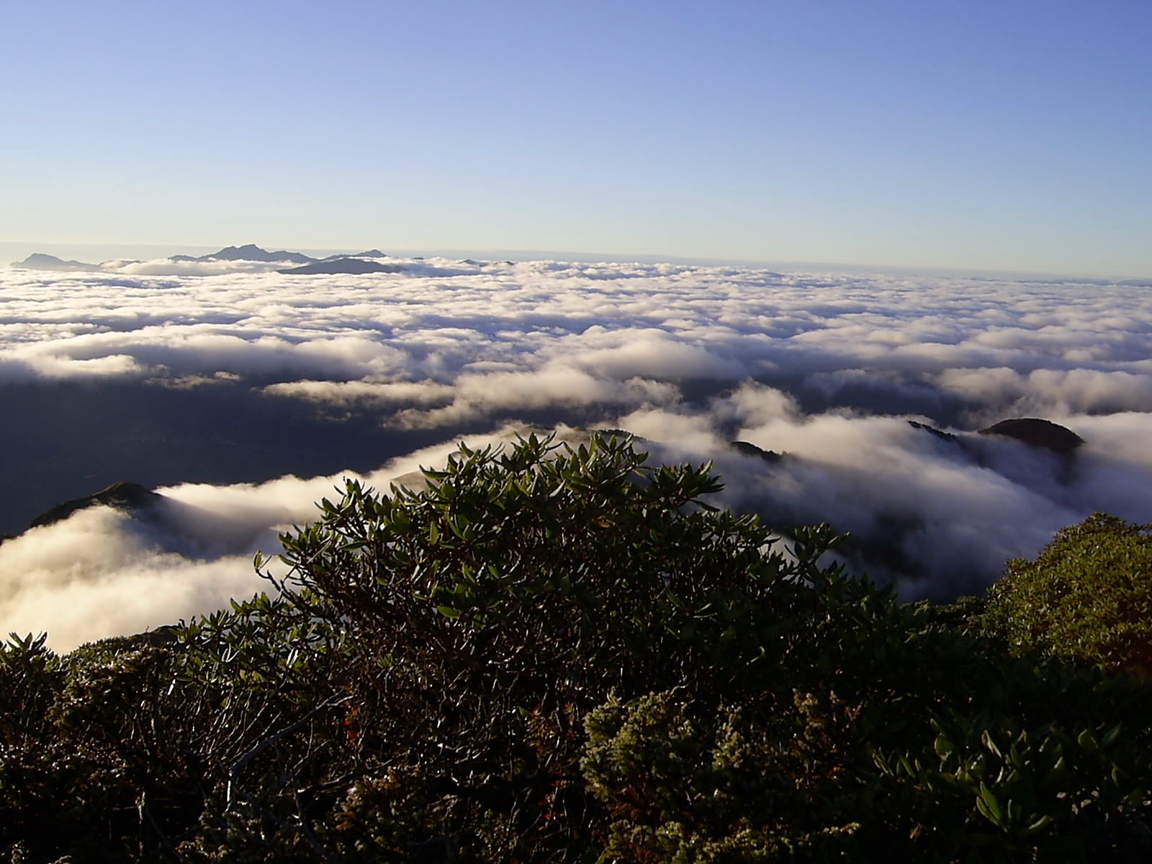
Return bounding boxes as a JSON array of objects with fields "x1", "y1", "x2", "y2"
[{"x1": 2, "y1": 435, "x2": 1150, "y2": 862}]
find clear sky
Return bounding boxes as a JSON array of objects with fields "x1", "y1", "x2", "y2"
[{"x1": 3, "y1": 0, "x2": 1150, "y2": 276}]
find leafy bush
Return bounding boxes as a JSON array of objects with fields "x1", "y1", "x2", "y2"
[
  {"x1": 0, "y1": 435, "x2": 1150, "y2": 862},
  {"x1": 0, "y1": 596, "x2": 347, "y2": 862},
  {"x1": 982, "y1": 513, "x2": 1152, "y2": 675},
  {"x1": 269, "y1": 433, "x2": 850, "y2": 860}
]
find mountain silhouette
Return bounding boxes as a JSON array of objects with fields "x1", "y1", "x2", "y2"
[
  {"x1": 27, "y1": 481, "x2": 165, "y2": 531},
  {"x1": 174, "y1": 244, "x2": 316, "y2": 264},
  {"x1": 278, "y1": 258, "x2": 403, "y2": 275},
  {"x1": 979, "y1": 418, "x2": 1084, "y2": 456},
  {"x1": 320, "y1": 249, "x2": 388, "y2": 261},
  {"x1": 10, "y1": 253, "x2": 99, "y2": 272}
]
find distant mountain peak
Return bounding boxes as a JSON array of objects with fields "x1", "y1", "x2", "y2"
[
  {"x1": 729, "y1": 440, "x2": 785, "y2": 463},
  {"x1": 27, "y1": 481, "x2": 164, "y2": 531},
  {"x1": 11, "y1": 253, "x2": 99, "y2": 272},
  {"x1": 319, "y1": 249, "x2": 389, "y2": 262},
  {"x1": 979, "y1": 418, "x2": 1084, "y2": 456},
  {"x1": 193, "y1": 244, "x2": 317, "y2": 265},
  {"x1": 278, "y1": 258, "x2": 403, "y2": 275},
  {"x1": 908, "y1": 420, "x2": 959, "y2": 443}
]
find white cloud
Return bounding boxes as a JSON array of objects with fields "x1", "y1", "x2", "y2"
[
  {"x1": 2, "y1": 259, "x2": 1152, "y2": 646},
  {"x1": 100, "y1": 258, "x2": 294, "y2": 276},
  {"x1": 3, "y1": 261, "x2": 1151, "y2": 422},
  {"x1": 0, "y1": 507, "x2": 267, "y2": 650}
]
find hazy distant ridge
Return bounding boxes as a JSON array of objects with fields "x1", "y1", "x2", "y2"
[
  {"x1": 11, "y1": 243, "x2": 392, "y2": 272},
  {"x1": 11, "y1": 252, "x2": 100, "y2": 271},
  {"x1": 170, "y1": 243, "x2": 316, "y2": 265}
]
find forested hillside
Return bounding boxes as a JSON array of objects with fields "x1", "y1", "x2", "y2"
[{"x1": 2, "y1": 435, "x2": 1150, "y2": 863}]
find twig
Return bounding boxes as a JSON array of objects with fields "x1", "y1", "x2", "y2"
[{"x1": 226, "y1": 694, "x2": 351, "y2": 807}]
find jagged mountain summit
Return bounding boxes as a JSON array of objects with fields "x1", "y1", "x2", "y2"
[
  {"x1": 10, "y1": 244, "x2": 400, "y2": 274},
  {"x1": 171, "y1": 244, "x2": 316, "y2": 264}
]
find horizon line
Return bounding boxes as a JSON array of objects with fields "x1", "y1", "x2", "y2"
[{"x1": 1, "y1": 240, "x2": 1147, "y2": 283}]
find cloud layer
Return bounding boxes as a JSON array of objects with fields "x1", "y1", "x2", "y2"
[
  {"x1": 4, "y1": 260, "x2": 1149, "y2": 424},
  {"x1": 2, "y1": 258, "x2": 1151, "y2": 648}
]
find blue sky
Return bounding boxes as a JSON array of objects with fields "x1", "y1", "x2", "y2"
[{"x1": 3, "y1": 0, "x2": 1150, "y2": 275}]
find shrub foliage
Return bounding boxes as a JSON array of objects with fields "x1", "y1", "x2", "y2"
[
  {"x1": 982, "y1": 512, "x2": 1152, "y2": 676},
  {"x1": 0, "y1": 434, "x2": 1150, "y2": 862}
]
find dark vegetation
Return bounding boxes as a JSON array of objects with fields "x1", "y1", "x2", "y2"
[{"x1": 2, "y1": 435, "x2": 1150, "y2": 862}]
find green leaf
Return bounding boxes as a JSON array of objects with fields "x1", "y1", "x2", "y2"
[
  {"x1": 977, "y1": 783, "x2": 1005, "y2": 828},
  {"x1": 1077, "y1": 728, "x2": 1099, "y2": 754}
]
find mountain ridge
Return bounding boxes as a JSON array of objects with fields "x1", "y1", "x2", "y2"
[
  {"x1": 10, "y1": 252, "x2": 99, "y2": 271},
  {"x1": 11, "y1": 243, "x2": 393, "y2": 271}
]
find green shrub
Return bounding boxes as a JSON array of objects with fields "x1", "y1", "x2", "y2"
[
  {"x1": 2, "y1": 437, "x2": 1151, "y2": 862},
  {"x1": 982, "y1": 513, "x2": 1152, "y2": 675},
  {"x1": 269, "y1": 433, "x2": 849, "y2": 860}
]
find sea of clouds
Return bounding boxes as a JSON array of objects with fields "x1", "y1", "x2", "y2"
[{"x1": 2, "y1": 256, "x2": 1151, "y2": 649}]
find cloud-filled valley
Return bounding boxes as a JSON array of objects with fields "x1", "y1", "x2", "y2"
[{"x1": 2, "y1": 254, "x2": 1151, "y2": 649}]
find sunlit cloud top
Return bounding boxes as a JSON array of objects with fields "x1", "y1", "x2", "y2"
[
  {"x1": 2, "y1": 258, "x2": 1152, "y2": 649},
  {"x1": 2, "y1": 259, "x2": 1150, "y2": 424}
]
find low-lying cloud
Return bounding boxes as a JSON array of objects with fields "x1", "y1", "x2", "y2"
[
  {"x1": 0, "y1": 430, "x2": 538, "y2": 650},
  {"x1": 4, "y1": 262, "x2": 1151, "y2": 423},
  {"x1": 2, "y1": 257, "x2": 1151, "y2": 648}
]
